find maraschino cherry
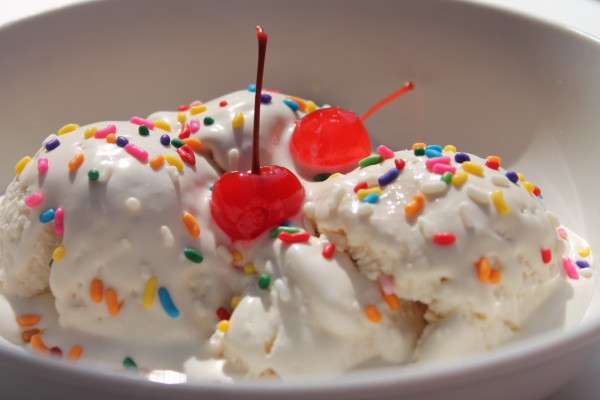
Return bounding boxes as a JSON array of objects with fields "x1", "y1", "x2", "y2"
[
  {"x1": 290, "y1": 81, "x2": 414, "y2": 175},
  {"x1": 210, "y1": 27, "x2": 304, "y2": 241}
]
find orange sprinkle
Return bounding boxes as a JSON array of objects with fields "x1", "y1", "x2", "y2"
[
  {"x1": 412, "y1": 142, "x2": 427, "y2": 150},
  {"x1": 16, "y1": 314, "x2": 41, "y2": 327},
  {"x1": 67, "y1": 153, "x2": 85, "y2": 172},
  {"x1": 183, "y1": 137, "x2": 202, "y2": 152},
  {"x1": 476, "y1": 257, "x2": 491, "y2": 282},
  {"x1": 90, "y1": 279, "x2": 104, "y2": 302},
  {"x1": 106, "y1": 133, "x2": 117, "y2": 144},
  {"x1": 489, "y1": 269, "x2": 502, "y2": 284},
  {"x1": 405, "y1": 192, "x2": 426, "y2": 218},
  {"x1": 21, "y1": 328, "x2": 40, "y2": 343},
  {"x1": 486, "y1": 155, "x2": 502, "y2": 165},
  {"x1": 285, "y1": 95, "x2": 307, "y2": 112},
  {"x1": 182, "y1": 212, "x2": 200, "y2": 237},
  {"x1": 382, "y1": 292, "x2": 401, "y2": 310},
  {"x1": 30, "y1": 334, "x2": 50, "y2": 355},
  {"x1": 365, "y1": 304, "x2": 382, "y2": 323},
  {"x1": 67, "y1": 345, "x2": 83, "y2": 361},
  {"x1": 105, "y1": 288, "x2": 122, "y2": 315},
  {"x1": 149, "y1": 154, "x2": 165, "y2": 169}
]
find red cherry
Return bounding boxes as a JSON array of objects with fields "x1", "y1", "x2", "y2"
[
  {"x1": 290, "y1": 108, "x2": 371, "y2": 173},
  {"x1": 211, "y1": 165, "x2": 304, "y2": 240}
]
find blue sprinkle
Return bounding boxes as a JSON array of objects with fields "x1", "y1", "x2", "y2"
[
  {"x1": 505, "y1": 171, "x2": 519, "y2": 184},
  {"x1": 425, "y1": 148, "x2": 442, "y2": 158},
  {"x1": 538, "y1": 194, "x2": 544, "y2": 200},
  {"x1": 280, "y1": 220, "x2": 294, "y2": 227},
  {"x1": 39, "y1": 209, "x2": 56, "y2": 223},
  {"x1": 160, "y1": 134, "x2": 170, "y2": 146},
  {"x1": 45, "y1": 138, "x2": 61, "y2": 151},
  {"x1": 261, "y1": 93, "x2": 272, "y2": 103},
  {"x1": 283, "y1": 98, "x2": 300, "y2": 112},
  {"x1": 116, "y1": 136, "x2": 129, "y2": 147},
  {"x1": 454, "y1": 152, "x2": 471, "y2": 163},
  {"x1": 576, "y1": 260, "x2": 590, "y2": 269},
  {"x1": 247, "y1": 84, "x2": 256, "y2": 92},
  {"x1": 362, "y1": 193, "x2": 380, "y2": 204},
  {"x1": 158, "y1": 287, "x2": 179, "y2": 318},
  {"x1": 378, "y1": 168, "x2": 400, "y2": 186},
  {"x1": 425, "y1": 144, "x2": 443, "y2": 152}
]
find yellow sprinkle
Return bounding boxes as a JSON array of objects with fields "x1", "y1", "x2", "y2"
[
  {"x1": 491, "y1": 190, "x2": 510, "y2": 215},
  {"x1": 517, "y1": 172, "x2": 525, "y2": 182},
  {"x1": 231, "y1": 250, "x2": 243, "y2": 263},
  {"x1": 443, "y1": 144, "x2": 457, "y2": 153},
  {"x1": 153, "y1": 120, "x2": 171, "y2": 132},
  {"x1": 183, "y1": 138, "x2": 202, "y2": 152},
  {"x1": 522, "y1": 181, "x2": 535, "y2": 193},
  {"x1": 149, "y1": 154, "x2": 165, "y2": 169},
  {"x1": 579, "y1": 246, "x2": 591, "y2": 257},
  {"x1": 143, "y1": 277, "x2": 158, "y2": 309},
  {"x1": 230, "y1": 295, "x2": 240, "y2": 310},
  {"x1": 217, "y1": 320, "x2": 230, "y2": 333},
  {"x1": 190, "y1": 105, "x2": 207, "y2": 115},
  {"x1": 177, "y1": 112, "x2": 187, "y2": 123},
  {"x1": 164, "y1": 154, "x2": 183, "y2": 172},
  {"x1": 232, "y1": 112, "x2": 244, "y2": 128},
  {"x1": 182, "y1": 212, "x2": 200, "y2": 237},
  {"x1": 68, "y1": 153, "x2": 85, "y2": 172},
  {"x1": 357, "y1": 187, "x2": 382, "y2": 201},
  {"x1": 57, "y1": 123, "x2": 79, "y2": 135},
  {"x1": 451, "y1": 171, "x2": 468, "y2": 186},
  {"x1": 52, "y1": 246, "x2": 65, "y2": 261},
  {"x1": 412, "y1": 142, "x2": 427, "y2": 150},
  {"x1": 462, "y1": 161, "x2": 484, "y2": 176},
  {"x1": 14, "y1": 156, "x2": 31, "y2": 175},
  {"x1": 328, "y1": 173, "x2": 342, "y2": 180},
  {"x1": 365, "y1": 305, "x2": 382, "y2": 323},
  {"x1": 243, "y1": 262, "x2": 256, "y2": 275},
  {"x1": 306, "y1": 100, "x2": 317, "y2": 112},
  {"x1": 84, "y1": 127, "x2": 98, "y2": 139}
]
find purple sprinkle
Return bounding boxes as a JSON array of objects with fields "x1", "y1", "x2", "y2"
[
  {"x1": 576, "y1": 260, "x2": 590, "y2": 269},
  {"x1": 505, "y1": 171, "x2": 519, "y2": 184},
  {"x1": 260, "y1": 93, "x2": 272, "y2": 104},
  {"x1": 116, "y1": 136, "x2": 129, "y2": 147},
  {"x1": 378, "y1": 168, "x2": 400, "y2": 186},
  {"x1": 45, "y1": 138, "x2": 61, "y2": 151},
  {"x1": 160, "y1": 134, "x2": 170, "y2": 146},
  {"x1": 454, "y1": 152, "x2": 470, "y2": 163}
]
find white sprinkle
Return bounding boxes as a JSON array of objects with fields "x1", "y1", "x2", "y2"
[
  {"x1": 302, "y1": 201, "x2": 316, "y2": 219},
  {"x1": 217, "y1": 245, "x2": 233, "y2": 264},
  {"x1": 459, "y1": 202, "x2": 476, "y2": 228},
  {"x1": 418, "y1": 216, "x2": 434, "y2": 239},
  {"x1": 545, "y1": 211, "x2": 561, "y2": 229},
  {"x1": 228, "y1": 148, "x2": 240, "y2": 170},
  {"x1": 264, "y1": 260, "x2": 274, "y2": 275},
  {"x1": 421, "y1": 180, "x2": 448, "y2": 195},
  {"x1": 160, "y1": 225, "x2": 175, "y2": 247},
  {"x1": 167, "y1": 166, "x2": 179, "y2": 183},
  {"x1": 356, "y1": 203, "x2": 374, "y2": 218},
  {"x1": 327, "y1": 187, "x2": 345, "y2": 211},
  {"x1": 139, "y1": 263, "x2": 151, "y2": 279},
  {"x1": 580, "y1": 268, "x2": 593, "y2": 279},
  {"x1": 491, "y1": 175, "x2": 510, "y2": 187},
  {"x1": 466, "y1": 184, "x2": 489, "y2": 204},
  {"x1": 378, "y1": 274, "x2": 394, "y2": 295},
  {"x1": 274, "y1": 279, "x2": 290, "y2": 302},
  {"x1": 366, "y1": 175, "x2": 380, "y2": 187},
  {"x1": 194, "y1": 299, "x2": 207, "y2": 316},
  {"x1": 98, "y1": 167, "x2": 113, "y2": 183},
  {"x1": 125, "y1": 197, "x2": 141, "y2": 211}
]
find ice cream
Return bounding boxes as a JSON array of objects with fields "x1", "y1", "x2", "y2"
[{"x1": 0, "y1": 86, "x2": 595, "y2": 380}]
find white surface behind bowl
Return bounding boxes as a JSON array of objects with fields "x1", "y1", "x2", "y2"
[{"x1": 1, "y1": 1, "x2": 600, "y2": 399}]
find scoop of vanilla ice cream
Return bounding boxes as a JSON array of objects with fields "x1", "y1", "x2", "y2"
[
  {"x1": 306, "y1": 148, "x2": 571, "y2": 361},
  {"x1": 221, "y1": 235, "x2": 426, "y2": 378}
]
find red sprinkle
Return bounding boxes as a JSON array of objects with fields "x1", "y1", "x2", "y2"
[
  {"x1": 533, "y1": 186, "x2": 542, "y2": 196},
  {"x1": 541, "y1": 247, "x2": 552, "y2": 264},
  {"x1": 354, "y1": 181, "x2": 368, "y2": 193},
  {"x1": 178, "y1": 123, "x2": 191, "y2": 139},
  {"x1": 322, "y1": 243, "x2": 336, "y2": 259},
  {"x1": 278, "y1": 231, "x2": 311, "y2": 244},
  {"x1": 177, "y1": 145, "x2": 196, "y2": 166},
  {"x1": 178, "y1": 104, "x2": 190, "y2": 112},
  {"x1": 216, "y1": 307, "x2": 230, "y2": 321},
  {"x1": 394, "y1": 158, "x2": 406, "y2": 171},
  {"x1": 219, "y1": 100, "x2": 228, "y2": 107},
  {"x1": 433, "y1": 232, "x2": 456, "y2": 246},
  {"x1": 485, "y1": 159, "x2": 500, "y2": 170}
]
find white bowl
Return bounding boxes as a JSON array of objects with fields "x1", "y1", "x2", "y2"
[{"x1": 1, "y1": 1, "x2": 600, "y2": 399}]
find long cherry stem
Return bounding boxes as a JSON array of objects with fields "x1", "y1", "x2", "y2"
[
  {"x1": 252, "y1": 26, "x2": 268, "y2": 175},
  {"x1": 360, "y1": 81, "x2": 414, "y2": 122}
]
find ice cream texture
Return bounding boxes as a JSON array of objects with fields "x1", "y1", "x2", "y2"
[{"x1": 0, "y1": 86, "x2": 595, "y2": 380}]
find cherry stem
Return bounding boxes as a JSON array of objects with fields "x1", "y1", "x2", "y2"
[
  {"x1": 360, "y1": 81, "x2": 415, "y2": 122},
  {"x1": 252, "y1": 26, "x2": 268, "y2": 175}
]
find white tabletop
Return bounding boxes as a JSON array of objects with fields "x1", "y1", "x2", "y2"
[{"x1": 1, "y1": 1, "x2": 600, "y2": 399}]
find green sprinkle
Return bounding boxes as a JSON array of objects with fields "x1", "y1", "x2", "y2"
[
  {"x1": 171, "y1": 138, "x2": 185, "y2": 148},
  {"x1": 258, "y1": 274, "x2": 271, "y2": 289},
  {"x1": 269, "y1": 226, "x2": 302, "y2": 238},
  {"x1": 203, "y1": 116, "x2": 215, "y2": 126},
  {"x1": 49, "y1": 259, "x2": 53, "y2": 268},
  {"x1": 414, "y1": 147, "x2": 425, "y2": 156},
  {"x1": 123, "y1": 356, "x2": 138, "y2": 371},
  {"x1": 313, "y1": 173, "x2": 331, "y2": 182},
  {"x1": 209, "y1": 184, "x2": 214, "y2": 191},
  {"x1": 88, "y1": 169, "x2": 100, "y2": 181},
  {"x1": 184, "y1": 247, "x2": 204, "y2": 263},
  {"x1": 138, "y1": 125, "x2": 150, "y2": 136},
  {"x1": 358, "y1": 155, "x2": 384, "y2": 168},
  {"x1": 441, "y1": 171, "x2": 453, "y2": 184}
]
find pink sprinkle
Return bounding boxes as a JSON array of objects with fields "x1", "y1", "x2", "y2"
[
  {"x1": 557, "y1": 227, "x2": 568, "y2": 240},
  {"x1": 322, "y1": 243, "x2": 336, "y2": 259},
  {"x1": 425, "y1": 156, "x2": 451, "y2": 171},
  {"x1": 37, "y1": 158, "x2": 49, "y2": 174},
  {"x1": 563, "y1": 257, "x2": 579, "y2": 280},
  {"x1": 129, "y1": 116, "x2": 155, "y2": 130},
  {"x1": 432, "y1": 163, "x2": 457, "y2": 174},
  {"x1": 94, "y1": 124, "x2": 117, "y2": 139},
  {"x1": 24, "y1": 192, "x2": 44, "y2": 207},
  {"x1": 55, "y1": 208, "x2": 64, "y2": 235},
  {"x1": 125, "y1": 143, "x2": 149, "y2": 163},
  {"x1": 189, "y1": 100, "x2": 203, "y2": 107},
  {"x1": 190, "y1": 118, "x2": 200, "y2": 133},
  {"x1": 376, "y1": 145, "x2": 395, "y2": 159},
  {"x1": 378, "y1": 274, "x2": 394, "y2": 295}
]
